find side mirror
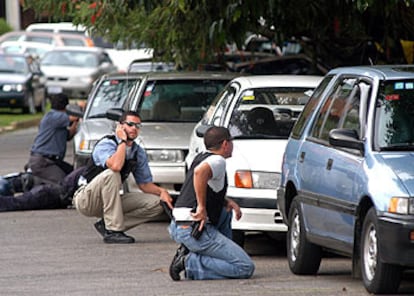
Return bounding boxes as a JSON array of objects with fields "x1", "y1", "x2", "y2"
[
  {"x1": 106, "y1": 108, "x2": 124, "y2": 121},
  {"x1": 329, "y1": 128, "x2": 364, "y2": 155},
  {"x1": 66, "y1": 104, "x2": 84, "y2": 118},
  {"x1": 195, "y1": 124, "x2": 213, "y2": 137}
]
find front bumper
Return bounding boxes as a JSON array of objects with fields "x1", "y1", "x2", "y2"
[
  {"x1": 0, "y1": 92, "x2": 25, "y2": 108},
  {"x1": 46, "y1": 81, "x2": 91, "y2": 99},
  {"x1": 378, "y1": 212, "x2": 414, "y2": 266}
]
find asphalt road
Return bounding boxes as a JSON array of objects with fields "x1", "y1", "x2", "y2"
[{"x1": 1, "y1": 127, "x2": 414, "y2": 295}]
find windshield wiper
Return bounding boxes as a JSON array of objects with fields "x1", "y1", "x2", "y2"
[
  {"x1": 87, "y1": 113, "x2": 108, "y2": 119},
  {"x1": 379, "y1": 144, "x2": 414, "y2": 151}
]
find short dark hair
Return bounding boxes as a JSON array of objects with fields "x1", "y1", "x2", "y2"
[
  {"x1": 204, "y1": 126, "x2": 232, "y2": 150},
  {"x1": 50, "y1": 93, "x2": 69, "y2": 110},
  {"x1": 120, "y1": 110, "x2": 141, "y2": 123}
]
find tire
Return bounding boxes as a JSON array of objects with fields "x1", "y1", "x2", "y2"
[
  {"x1": 361, "y1": 208, "x2": 401, "y2": 294},
  {"x1": 287, "y1": 198, "x2": 322, "y2": 274},
  {"x1": 232, "y1": 230, "x2": 245, "y2": 248},
  {"x1": 23, "y1": 92, "x2": 36, "y2": 114}
]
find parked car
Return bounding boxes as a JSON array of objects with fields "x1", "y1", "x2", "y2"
[
  {"x1": 70, "y1": 72, "x2": 143, "y2": 167},
  {"x1": 0, "y1": 31, "x2": 94, "y2": 47},
  {"x1": 0, "y1": 53, "x2": 46, "y2": 113},
  {"x1": 230, "y1": 54, "x2": 329, "y2": 76},
  {"x1": 277, "y1": 65, "x2": 414, "y2": 294},
  {"x1": 0, "y1": 41, "x2": 54, "y2": 58},
  {"x1": 69, "y1": 71, "x2": 239, "y2": 195},
  {"x1": 187, "y1": 75, "x2": 322, "y2": 246},
  {"x1": 40, "y1": 46, "x2": 118, "y2": 99}
]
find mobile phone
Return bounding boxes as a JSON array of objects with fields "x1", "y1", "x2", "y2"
[{"x1": 191, "y1": 221, "x2": 203, "y2": 240}]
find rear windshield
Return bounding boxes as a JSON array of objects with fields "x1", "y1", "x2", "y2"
[{"x1": 138, "y1": 79, "x2": 229, "y2": 122}]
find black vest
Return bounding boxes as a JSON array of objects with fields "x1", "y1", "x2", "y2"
[
  {"x1": 82, "y1": 135, "x2": 137, "y2": 183},
  {"x1": 175, "y1": 152, "x2": 227, "y2": 225}
]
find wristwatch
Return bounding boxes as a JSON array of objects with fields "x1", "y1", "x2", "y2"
[{"x1": 119, "y1": 139, "x2": 127, "y2": 145}]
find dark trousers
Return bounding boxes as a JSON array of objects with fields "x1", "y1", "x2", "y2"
[{"x1": 0, "y1": 184, "x2": 64, "y2": 212}]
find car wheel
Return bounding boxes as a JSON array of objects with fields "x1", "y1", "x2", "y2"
[
  {"x1": 287, "y1": 198, "x2": 322, "y2": 274},
  {"x1": 232, "y1": 230, "x2": 245, "y2": 248},
  {"x1": 361, "y1": 208, "x2": 401, "y2": 294},
  {"x1": 23, "y1": 92, "x2": 36, "y2": 114}
]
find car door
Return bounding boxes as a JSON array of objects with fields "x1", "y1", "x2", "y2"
[{"x1": 298, "y1": 76, "x2": 370, "y2": 253}]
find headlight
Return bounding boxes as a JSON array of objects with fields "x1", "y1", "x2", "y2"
[
  {"x1": 234, "y1": 171, "x2": 280, "y2": 189},
  {"x1": 388, "y1": 197, "x2": 414, "y2": 214},
  {"x1": 2, "y1": 84, "x2": 24, "y2": 92},
  {"x1": 78, "y1": 139, "x2": 98, "y2": 153},
  {"x1": 146, "y1": 149, "x2": 184, "y2": 163}
]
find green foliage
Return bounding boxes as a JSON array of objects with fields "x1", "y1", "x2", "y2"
[
  {"x1": 22, "y1": 0, "x2": 414, "y2": 69},
  {"x1": 0, "y1": 18, "x2": 13, "y2": 36}
]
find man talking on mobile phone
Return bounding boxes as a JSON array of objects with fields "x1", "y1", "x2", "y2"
[
  {"x1": 73, "y1": 111, "x2": 173, "y2": 244},
  {"x1": 168, "y1": 126, "x2": 255, "y2": 281}
]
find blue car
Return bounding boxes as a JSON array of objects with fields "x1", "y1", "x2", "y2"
[{"x1": 277, "y1": 65, "x2": 414, "y2": 294}]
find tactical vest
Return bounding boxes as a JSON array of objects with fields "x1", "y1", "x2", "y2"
[
  {"x1": 82, "y1": 135, "x2": 137, "y2": 183},
  {"x1": 175, "y1": 152, "x2": 227, "y2": 225}
]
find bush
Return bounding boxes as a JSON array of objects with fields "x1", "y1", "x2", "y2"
[{"x1": 0, "y1": 18, "x2": 13, "y2": 36}]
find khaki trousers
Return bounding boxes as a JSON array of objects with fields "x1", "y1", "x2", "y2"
[{"x1": 73, "y1": 169, "x2": 164, "y2": 231}]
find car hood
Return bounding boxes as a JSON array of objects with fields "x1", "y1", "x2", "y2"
[
  {"x1": 226, "y1": 139, "x2": 288, "y2": 181},
  {"x1": 78, "y1": 118, "x2": 114, "y2": 141},
  {"x1": 41, "y1": 66, "x2": 98, "y2": 77},
  {"x1": 0, "y1": 73, "x2": 28, "y2": 83},
  {"x1": 138, "y1": 122, "x2": 196, "y2": 149},
  {"x1": 379, "y1": 153, "x2": 414, "y2": 194}
]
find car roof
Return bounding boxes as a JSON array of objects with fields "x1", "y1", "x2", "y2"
[
  {"x1": 328, "y1": 64, "x2": 414, "y2": 80},
  {"x1": 144, "y1": 71, "x2": 242, "y2": 81},
  {"x1": 99, "y1": 72, "x2": 145, "y2": 80},
  {"x1": 228, "y1": 74, "x2": 323, "y2": 88}
]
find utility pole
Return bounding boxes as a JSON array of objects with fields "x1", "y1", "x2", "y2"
[{"x1": 6, "y1": 0, "x2": 21, "y2": 30}]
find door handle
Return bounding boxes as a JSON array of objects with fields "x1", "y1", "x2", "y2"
[
  {"x1": 326, "y1": 158, "x2": 333, "y2": 170},
  {"x1": 299, "y1": 151, "x2": 305, "y2": 163}
]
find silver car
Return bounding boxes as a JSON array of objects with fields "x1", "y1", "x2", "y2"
[
  {"x1": 71, "y1": 71, "x2": 239, "y2": 195},
  {"x1": 40, "y1": 46, "x2": 117, "y2": 99}
]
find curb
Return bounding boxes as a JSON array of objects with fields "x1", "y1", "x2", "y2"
[{"x1": 0, "y1": 118, "x2": 41, "y2": 135}]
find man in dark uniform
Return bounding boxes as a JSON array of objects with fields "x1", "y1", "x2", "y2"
[
  {"x1": 168, "y1": 126, "x2": 255, "y2": 281},
  {"x1": 27, "y1": 93, "x2": 79, "y2": 184}
]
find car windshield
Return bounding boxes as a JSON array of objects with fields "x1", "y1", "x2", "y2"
[
  {"x1": 229, "y1": 87, "x2": 312, "y2": 139},
  {"x1": 0, "y1": 55, "x2": 28, "y2": 74},
  {"x1": 41, "y1": 50, "x2": 98, "y2": 67},
  {"x1": 86, "y1": 78, "x2": 138, "y2": 119},
  {"x1": 138, "y1": 79, "x2": 228, "y2": 122},
  {"x1": 375, "y1": 79, "x2": 414, "y2": 150}
]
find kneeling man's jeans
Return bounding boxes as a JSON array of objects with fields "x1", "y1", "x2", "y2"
[{"x1": 169, "y1": 208, "x2": 255, "y2": 280}]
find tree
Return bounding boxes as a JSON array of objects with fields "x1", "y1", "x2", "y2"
[{"x1": 23, "y1": 0, "x2": 414, "y2": 69}]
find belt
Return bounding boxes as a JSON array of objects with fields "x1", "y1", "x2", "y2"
[
  {"x1": 31, "y1": 152, "x2": 61, "y2": 161},
  {"x1": 175, "y1": 221, "x2": 194, "y2": 226}
]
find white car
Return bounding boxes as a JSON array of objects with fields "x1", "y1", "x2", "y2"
[{"x1": 186, "y1": 75, "x2": 323, "y2": 246}]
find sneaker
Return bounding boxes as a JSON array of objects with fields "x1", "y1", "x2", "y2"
[
  {"x1": 94, "y1": 219, "x2": 106, "y2": 237},
  {"x1": 169, "y1": 244, "x2": 189, "y2": 281},
  {"x1": 103, "y1": 230, "x2": 135, "y2": 244}
]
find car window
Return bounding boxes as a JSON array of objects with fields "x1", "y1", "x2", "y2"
[
  {"x1": 204, "y1": 85, "x2": 238, "y2": 126},
  {"x1": 138, "y1": 79, "x2": 229, "y2": 122},
  {"x1": 229, "y1": 87, "x2": 312, "y2": 138},
  {"x1": 61, "y1": 37, "x2": 85, "y2": 46},
  {"x1": 86, "y1": 78, "x2": 138, "y2": 119},
  {"x1": 25, "y1": 36, "x2": 54, "y2": 44},
  {"x1": 311, "y1": 77, "x2": 358, "y2": 141},
  {"x1": 375, "y1": 79, "x2": 414, "y2": 149},
  {"x1": 291, "y1": 75, "x2": 334, "y2": 139},
  {"x1": 42, "y1": 51, "x2": 98, "y2": 67},
  {"x1": 0, "y1": 55, "x2": 28, "y2": 74}
]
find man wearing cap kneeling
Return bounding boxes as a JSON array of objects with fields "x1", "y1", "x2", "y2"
[{"x1": 168, "y1": 126, "x2": 255, "y2": 280}]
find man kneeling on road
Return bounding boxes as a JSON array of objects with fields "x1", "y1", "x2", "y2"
[
  {"x1": 73, "y1": 111, "x2": 173, "y2": 244},
  {"x1": 168, "y1": 126, "x2": 255, "y2": 280}
]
